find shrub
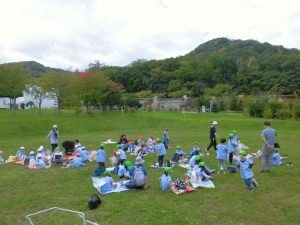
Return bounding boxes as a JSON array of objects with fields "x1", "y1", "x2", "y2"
[
  {"x1": 249, "y1": 99, "x2": 265, "y2": 117},
  {"x1": 276, "y1": 107, "x2": 291, "y2": 120},
  {"x1": 218, "y1": 100, "x2": 226, "y2": 111},
  {"x1": 292, "y1": 101, "x2": 300, "y2": 119},
  {"x1": 74, "y1": 107, "x2": 83, "y2": 115},
  {"x1": 237, "y1": 99, "x2": 244, "y2": 111},
  {"x1": 212, "y1": 102, "x2": 219, "y2": 113}
]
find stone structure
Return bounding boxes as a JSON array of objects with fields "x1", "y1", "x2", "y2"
[{"x1": 139, "y1": 95, "x2": 196, "y2": 111}]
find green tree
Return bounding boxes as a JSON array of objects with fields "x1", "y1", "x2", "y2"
[
  {"x1": 0, "y1": 63, "x2": 30, "y2": 116},
  {"x1": 25, "y1": 78, "x2": 47, "y2": 115},
  {"x1": 40, "y1": 71, "x2": 74, "y2": 113}
]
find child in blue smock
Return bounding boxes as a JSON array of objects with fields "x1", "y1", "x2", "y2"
[
  {"x1": 71, "y1": 155, "x2": 85, "y2": 168},
  {"x1": 232, "y1": 130, "x2": 239, "y2": 143},
  {"x1": 36, "y1": 154, "x2": 46, "y2": 169},
  {"x1": 157, "y1": 139, "x2": 166, "y2": 167},
  {"x1": 160, "y1": 167, "x2": 173, "y2": 192},
  {"x1": 227, "y1": 133, "x2": 237, "y2": 164},
  {"x1": 189, "y1": 152, "x2": 200, "y2": 168},
  {"x1": 137, "y1": 136, "x2": 144, "y2": 146},
  {"x1": 37, "y1": 146, "x2": 45, "y2": 157},
  {"x1": 173, "y1": 145, "x2": 184, "y2": 162},
  {"x1": 29, "y1": 151, "x2": 36, "y2": 160},
  {"x1": 189, "y1": 142, "x2": 201, "y2": 157},
  {"x1": 272, "y1": 148, "x2": 282, "y2": 166},
  {"x1": 237, "y1": 150, "x2": 258, "y2": 192},
  {"x1": 117, "y1": 144, "x2": 127, "y2": 165},
  {"x1": 0, "y1": 150, "x2": 5, "y2": 163},
  {"x1": 163, "y1": 128, "x2": 169, "y2": 146},
  {"x1": 147, "y1": 136, "x2": 154, "y2": 146},
  {"x1": 216, "y1": 138, "x2": 228, "y2": 174},
  {"x1": 118, "y1": 160, "x2": 131, "y2": 178},
  {"x1": 80, "y1": 147, "x2": 89, "y2": 163},
  {"x1": 128, "y1": 141, "x2": 136, "y2": 152},
  {"x1": 198, "y1": 161, "x2": 213, "y2": 181},
  {"x1": 16, "y1": 147, "x2": 26, "y2": 160},
  {"x1": 96, "y1": 144, "x2": 106, "y2": 169},
  {"x1": 100, "y1": 170, "x2": 115, "y2": 194}
]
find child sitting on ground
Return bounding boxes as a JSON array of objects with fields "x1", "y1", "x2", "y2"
[
  {"x1": 173, "y1": 145, "x2": 184, "y2": 162},
  {"x1": 118, "y1": 160, "x2": 132, "y2": 179},
  {"x1": 272, "y1": 148, "x2": 282, "y2": 166},
  {"x1": 216, "y1": 138, "x2": 228, "y2": 174},
  {"x1": 100, "y1": 170, "x2": 117, "y2": 194},
  {"x1": 0, "y1": 150, "x2": 5, "y2": 163},
  {"x1": 70, "y1": 153, "x2": 85, "y2": 168},
  {"x1": 16, "y1": 147, "x2": 26, "y2": 160},
  {"x1": 80, "y1": 147, "x2": 89, "y2": 163},
  {"x1": 189, "y1": 142, "x2": 201, "y2": 157},
  {"x1": 160, "y1": 167, "x2": 174, "y2": 192},
  {"x1": 189, "y1": 152, "x2": 200, "y2": 168},
  {"x1": 36, "y1": 154, "x2": 46, "y2": 169},
  {"x1": 29, "y1": 151, "x2": 36, "y2": 160},
  {"x1": 128, "y1": 141, "x2": 136, "y2": 152},
  {"x1": 198, "y1": 162, "x2": 213, "y2": 181},
  {"x1": 237, "y1": 150, "x2": 258, "y2": 192}
]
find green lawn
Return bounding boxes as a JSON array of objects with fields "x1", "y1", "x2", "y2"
[{"x1": 0, "y1": 109, "x2": 299, "y2": 225}]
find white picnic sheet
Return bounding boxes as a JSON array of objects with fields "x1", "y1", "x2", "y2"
[
  {"x1": 92, "y1": 177, "x2": 130, "y2": 194},
  {"x1": 186, "y1": 170, "x2": 215, "y2": 188}
]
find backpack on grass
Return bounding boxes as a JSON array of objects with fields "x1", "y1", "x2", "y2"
[
  {"x1": 175, "y1": 178, "x2": 187, "y2": 190},
  {"x1": 88, "y1": 194, "x2": 101, "y2": 210},
  {"x1": 133, "y1": 166, "x2": 145, "y2": 187}
]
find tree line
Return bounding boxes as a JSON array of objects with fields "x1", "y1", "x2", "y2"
[{"x1": 1, "y1": 37, "x2": 300, "y2": 117}]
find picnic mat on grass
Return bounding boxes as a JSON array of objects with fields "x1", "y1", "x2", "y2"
[
  {"x1": 187, "y1": 170, "x2": 215, "y2": 189},
  {"x1": 171, "y1": 186, "x2": 195, "y2": 195},
  {"x1": 177, "y1": 163, "x2": 191, "y2": 170},
  {"x1": 92, "y1": 177, "x2": 130, "y2": 194}
]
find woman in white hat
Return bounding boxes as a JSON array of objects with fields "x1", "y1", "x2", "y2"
[
  {"x1": 46, "y1": 125, "x2": 59, "y2": 152},
  {"x1": 205, "y1": 121, "x2": 218, "y2": 155}
]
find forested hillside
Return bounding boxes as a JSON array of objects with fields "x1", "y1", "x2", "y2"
[
  {"x1": 3, "y1": 38, "x2": 300, "y2": 97},
  {"x1": 100, "y1": 38, "x2": 300, "y2": 97}
]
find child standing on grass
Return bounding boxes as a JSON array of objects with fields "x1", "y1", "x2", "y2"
[
  {"x1": 216, "y1": 138, "x2": 228, "y2": 174},
  {"x1": 157, "y1": 138, "x2": 166, "y2": 167},
  {"x1": 96, "y1": 144, "x2": 106, "y2": 170},
  {"x1": 160, "y1": 167, "x2": 173, "y2": 192},
  {"x1": 237, "y1": 150, "x2": 258, "y2": 192},
  {"x1": 227, "y1": 134, "x2": 237, "y2": 164}
]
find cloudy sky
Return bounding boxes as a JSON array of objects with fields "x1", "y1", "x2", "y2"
[{"x1": 0, "y1": 0, "x2": 299, "y2": 70}]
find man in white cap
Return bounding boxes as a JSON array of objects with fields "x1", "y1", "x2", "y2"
[
  {"x1": 46, "y1": 125, "x2": 59, "y2": 152},
  {"x1": 205, "y1": 121, "x2": 218, "y2": 155},
  {"x1": 125, "y1": 156, "x2": 147, "y2": 189}
]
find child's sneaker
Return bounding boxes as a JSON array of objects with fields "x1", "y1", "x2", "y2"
[{"x1": 252, "y1": 179, "x2": 258, "y2": 188}]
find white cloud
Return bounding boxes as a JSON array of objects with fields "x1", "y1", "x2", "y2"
[{"x1": 0, "y1": 0, "x2": 299, "y2": 70}]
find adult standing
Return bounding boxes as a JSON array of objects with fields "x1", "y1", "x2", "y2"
[
  {"x1": 261, "y1": 121, "x2": 276, "y2": 173},
  {"x1": 205, "y1": 121, "x2": 218, "y2": 155},
  {"x1": 47, "y1": 125, "x2": 59, "y2": 152}
]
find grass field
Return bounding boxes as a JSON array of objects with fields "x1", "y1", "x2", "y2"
[{"x1": 0, "y1": 109, "x2": 299, "y2": 225}]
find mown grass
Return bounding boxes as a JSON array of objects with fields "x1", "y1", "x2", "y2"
[{"x1": 0, "y1": 109, "x2": 299, "y2": 225}]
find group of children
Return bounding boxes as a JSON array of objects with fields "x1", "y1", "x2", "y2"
[{"x1": 1, "y1": 126, "x2": 286, "y2": 194}]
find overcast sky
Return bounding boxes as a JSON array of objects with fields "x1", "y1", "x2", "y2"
[{"x1": 0, "y1": 0, "x2": 299, "y2": 70}]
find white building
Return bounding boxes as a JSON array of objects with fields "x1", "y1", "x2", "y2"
[{"x1": 0, "y1": 92, "x2": 57, "y2": 109}]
